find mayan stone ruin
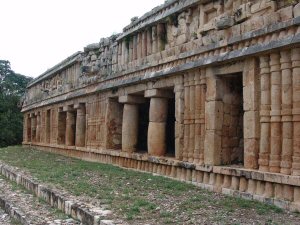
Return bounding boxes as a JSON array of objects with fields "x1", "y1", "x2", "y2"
[{"x1": 22, "y1": 0, "x2": 300, "y2": 211}]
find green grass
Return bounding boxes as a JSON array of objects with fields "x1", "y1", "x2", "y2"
[{"x1": 0, "y1": 146, "x2": 292, "y2": 223}]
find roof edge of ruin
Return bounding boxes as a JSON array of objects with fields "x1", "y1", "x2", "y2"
[{"x1": 27, "y1": 51, "x2": 82, "y2": 88}]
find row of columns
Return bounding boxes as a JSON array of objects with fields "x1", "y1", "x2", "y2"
[
  {"x1": 118, "y1": 23, "x2": 166, "y2": 65},
  {"x1": 258, "y1": 48, "x2": 300, "y2": 175},
  {"x1": 119, "y1": 89, "x2": 173, "y2": 156},
  {"x1": 26, "y1": 103, "x2": 86, "y2": 148},
  {"x1": 60, "y1": 104, "x2": 86, "y2": 147}
]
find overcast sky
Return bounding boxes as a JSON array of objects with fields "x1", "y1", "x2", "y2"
[{"x1": 0, "y1": 0, "x2": 164, "y2": 78}]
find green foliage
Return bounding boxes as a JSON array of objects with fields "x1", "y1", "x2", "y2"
[{"x1": 0, "y1": 60, "x2": 32, "y2": 147}]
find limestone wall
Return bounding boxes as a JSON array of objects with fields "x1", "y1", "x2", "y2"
[{"x1": 22, "y1": 0, "x2": 300, "y2": 211}]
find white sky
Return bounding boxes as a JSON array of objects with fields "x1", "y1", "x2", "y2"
[{"x1": 0, "y1": 0, "x2": 164, "y2": 78}]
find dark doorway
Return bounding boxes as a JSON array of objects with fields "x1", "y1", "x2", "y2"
[
  {"x1": 166, "y1": 97, "x2": 175, "y2": 157},
  {"x1": 57, "y1": 111, "x2": 66, "y2": 145},
  {"x1": 137, "y1": 99, "x2": 150, "y2": 153},
  {"x1": 219, "y1": 73, "x2": 244, "y2": 165}
]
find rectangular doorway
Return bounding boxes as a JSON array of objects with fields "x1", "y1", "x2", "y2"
[
  {"x1": 219, "y1": 73, "x2": 244, "y2": 165},
  {"x1": 137, "y1": 99, "x2": 150, "y2": 153}
]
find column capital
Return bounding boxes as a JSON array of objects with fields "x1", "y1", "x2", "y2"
[
  {"x1": 145, "y1": 89, "x2": 173, "y2": 98},
  {"x1": 74, "y1": 103, "x2": 85, "y2": 109},
  {"x1": 119, "y1": 95, "x2": 145, "y2": 104},
  {"x1": 63, "y1": 105, "x2": 75, "y2": 112}
]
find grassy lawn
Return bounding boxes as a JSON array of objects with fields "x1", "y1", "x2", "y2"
[{"x1": 0, "y1": 146, "x2": 298, "y2": 224}]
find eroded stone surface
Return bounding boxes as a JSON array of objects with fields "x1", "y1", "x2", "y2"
[
  {"x1": 0, "y1": 177, "x2": 81, "y2": 225},
  {"x1": 0, "y1": 209, "x2": 12, "y2": 225}
]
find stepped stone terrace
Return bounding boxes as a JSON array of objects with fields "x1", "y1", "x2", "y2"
[{"x1": 22, "y1": 0, "x2": 300, "y2": 211}]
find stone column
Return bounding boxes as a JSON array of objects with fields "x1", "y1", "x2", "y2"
[
  {"x1": 142, "y1": 30, "x2": 147, "y2": 58},
  {"x1": 204, "y1": 68, "x2": 222, "y2": 166},
  {"x1": 119, "y1": 95, "x2": 145, "y2": 152},
  {"x1": 65, "y1": 107, "x2": 76, "y2": 146},
  {"x1": 145, "y1": 89, "x2": 173, "y2": 156},
  {"x1": 137, "y1": 32, "x2": 142, "y2": 60},
  {"x1": 269, "y1": 53, "x2": 282, "y2": 173},
  {"x1": 121, "y1": 40, "x2": 126, "y2": 65},
  {"x1": 152, "y1": 26, "x2": 157, "y2": 54},
  {"x1": 259, "y1": 55, "x2": 271, "y2": 171},
  {"x1": 194, "y1": 71, "x2": 201, "y2": 164},
  {"x1": 128, "y1": 38, "x2": 133, "y2": 62},
  {"x1": 183, "y1": 74, "x2": 190, "y2": 161},
  {"x1": 188, "y1": 72, "x2": 195, "y2": 163},
  {"x1": 174, "y1": 76, "x2": 184, "y2": 160},
  {"x1": 117, "y1": 42, "x2": 122, "y2": 66},
  {"x1": 146, "y1": 28, "x2": 152, "y2": 56},
  {"x1": 133, "y1": 35, "x2": 137, "y2": 60},
  {"x1": 36, "y1": 112, "x2": 41, "y2": 143},
  {"x1": 157, "y1": 23, "x2": 165, "y2": 51},
  {"x1": 45, "y1": 110, "x2": 51, "y2": 143},
  {"x1": 199, "y1": 71, "x2": 206, "y2": 164},
  {"x1": 292, "y1": 48, "x2": 300, "y2": 176},
  {"x1": 31, "y1": 113, "x2": 36, "y2": 142},
  {"x1": 280, "y1": 50, "x2": 293, "y2": 175},
  {"x1": 243, "y1": 58, "x2": 260, "y2": 169},
  {"x1": 75, "y1": 104, "x2": 86, "y2": 147}
]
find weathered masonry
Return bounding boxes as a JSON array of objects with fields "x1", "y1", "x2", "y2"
[{"x1": 22, "y1": 0, "x2": 300, "y2": 211}]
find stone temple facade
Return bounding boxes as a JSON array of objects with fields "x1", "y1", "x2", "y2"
[{"x1": 22, "y1": 0, "x2": 300, "y2": 211}]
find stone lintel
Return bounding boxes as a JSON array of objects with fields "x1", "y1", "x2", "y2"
[
  {"x1": 144, "y1": 89, "x2": 174, "y2": 98},
  {"x1": 74, "y1": 103, "x2": 85, "y2": 109},
  {"x1": 63, "y1": 105, "x2": 75, "y2": 112},
  {"x1": 118, "y1": 95, "x2": 145, "y2": 104}
]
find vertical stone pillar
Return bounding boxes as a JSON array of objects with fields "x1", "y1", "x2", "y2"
[
  {"x1": 188, "y1": 72, "x2": 195, "y2": 163},
  {"x1": 119, "y1": 95, "x2": 145, "y2": 152},
  {"x1": 133, "y1": 35, "x2": 137, "y2": 60},
  {"x1": 137, "y1": 32, "x2": 142, "y2": 60},
  {"x1": 36, "y1": 112, "x2": 41, "y2": 143},
  {"x1": 121, "y1": 40, "x2": 126, "y2": 65},
  {"x1": 146, "y1": 28, "x2": 152, "y2": 56},
  {"x1": 157, "y1": 23, "x2": 165, "y2": 51},
  {"x1": 199, "y1": 71, "x2": 206, "y2": 164},
  {"x1": 75, "y1": 104, "x2": 86, "y2": 147},
  {"x1": 259, "y1": 55, "x2": 271, "y2": 171},
  {"x1": 31, "y1": 113, "x2": 36, "y2": 142},
  {"x1": 183, "y1": 74, "x2": 190, "y2": 161},
  {"x1": 128, "y1": 38, "x2": 133, "y2": 62},
  {"x1": 65, "y1": 108, "x2": 76, "y2": 146},
  {"x1": 269, "y1": 53, "x2": 282, "y2": 173},
  {"x1": 174, "y1": 75, "x2": 184, "y2": 160},
  {"x1": 243, "y1": 58, "x2": 260, "y2": 169},
  {"x1": 152, "y1": 26, "x2": 157, "y2": 54},
  {"x1": 204, "y1": 68, "x2": 222, "y2": 165},
  {"x1": 194, "y1": 71, "x2": 201, "y2": 164},
  {"x1": 117, "y1": 42, "x2": 122, "y2": 66},
  {"x1": 142, "y1": 30, "x2": 147, "y2": 58},
  {"x1": 280, "y1": 50, "x2": 293, "y2": 175},
  {"x1": 292, "y1": 48, "x2": 300, "y2": 176},
  {"x1": 45, "y1": 110, "x2": 51, "y2": 143},
  {"x1": 145, "y1": 89, "x2": 173, "y2": 156}
]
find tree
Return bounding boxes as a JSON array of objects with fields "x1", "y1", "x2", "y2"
[{"x1": 0, "y1": 60, "x2": 32, "y2": 147}]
